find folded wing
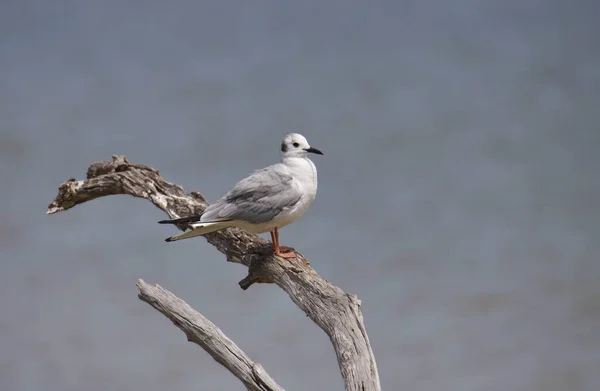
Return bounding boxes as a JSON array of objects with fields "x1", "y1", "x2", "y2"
[{"x1": 203, "y1": 164, "x2": 302, "y2": 224}]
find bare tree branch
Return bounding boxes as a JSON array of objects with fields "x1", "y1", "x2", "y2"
[
  {"x1": 48, "y1": 155, "x2": 381, "y2": 391},
  {"x1": 137, "y1": 279, "x2": 284, "y2": 391}
]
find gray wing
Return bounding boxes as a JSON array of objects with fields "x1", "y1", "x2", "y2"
[{"x1": 201, "y1": 164, "x2": 302, "y2": 224}]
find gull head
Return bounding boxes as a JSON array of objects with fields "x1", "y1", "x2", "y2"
[{"x1": 280, "y1": 133, "x2": 323, "y2": 159}]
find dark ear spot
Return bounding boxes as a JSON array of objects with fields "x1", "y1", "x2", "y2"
[{"x1": 281, "y1": 142, "x2": 288, "y2": 152}]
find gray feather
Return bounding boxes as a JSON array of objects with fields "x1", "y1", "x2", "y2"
[{"x1": 201, "y1": 164, "x2": 302, "y2": 224}]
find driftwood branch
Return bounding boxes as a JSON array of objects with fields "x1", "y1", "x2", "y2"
[
  {"x1": 48, "y1": 155, "x2": 381, "y2": 391},
  {"x1": 137, "y1": 279, "x2": 283, "y2": 391}
]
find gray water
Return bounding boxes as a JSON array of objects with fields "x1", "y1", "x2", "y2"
[{"x1": 1, "y1": 1, "x2": 599, "y2": 390}]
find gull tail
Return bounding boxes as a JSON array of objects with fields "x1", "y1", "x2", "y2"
[
  {"x1": 158, "y1": 214, "x2": 203, "y2": 225},
  {"x1": 164, "y1": 221, "x2": 234, "y2": 242}
]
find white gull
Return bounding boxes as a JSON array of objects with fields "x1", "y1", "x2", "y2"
[{"x1": 159, "y1": 133, "x2": 323, "y2": 258}]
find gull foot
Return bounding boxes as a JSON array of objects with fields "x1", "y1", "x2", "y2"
[{"x1": 274, "y1": 247, "x2": 297, "y2": 259}]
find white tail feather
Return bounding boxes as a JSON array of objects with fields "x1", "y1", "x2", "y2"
[{"x1": 165, "y1": 221, "x2": 234, "y2": 242}]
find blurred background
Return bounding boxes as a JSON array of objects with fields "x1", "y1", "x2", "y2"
[{"x1": 1, "y1": 0, "x2": 599, "y2": 390}]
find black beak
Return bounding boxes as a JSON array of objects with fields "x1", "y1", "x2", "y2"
[{"x1": 304, "y1": 147, "x2": 323, "y2": 155}]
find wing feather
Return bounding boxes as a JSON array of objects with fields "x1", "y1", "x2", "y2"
[{"x1": 201, "y1": 164, "x2": 301, "y2": 224}]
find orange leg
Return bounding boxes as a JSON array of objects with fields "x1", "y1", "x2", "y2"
[
  {"x1": 273, "y1": 227, "x2": 296, "y2": 258},
  {"x1": 270, "y1": 231, "x2": 276, "y2": 251}
]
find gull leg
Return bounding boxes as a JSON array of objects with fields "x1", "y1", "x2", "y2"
[
  {"x1": 270, "y1": 230, "x2": 277, "y2": 252},
  {"x1": 273, "y1": 228, "x2": 296, "y2": 258}
]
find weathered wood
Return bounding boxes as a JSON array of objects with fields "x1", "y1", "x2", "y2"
[
  {"x1": 48, "y1": 155, "x2": 381, "y2": 391},
  {"x1": 137, "y1": 279, "x2": 284, "y2": 391}
]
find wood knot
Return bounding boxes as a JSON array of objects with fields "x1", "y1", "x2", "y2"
[
  {"x1": 115, "y1": 164, "x2": 130, "y2": 172},
  {"x1": 87, "y1": 156, "x2": 128, "y2": 178},
  {"x1": 111, "y1": 155, "x2": 129, "y2": 164}
]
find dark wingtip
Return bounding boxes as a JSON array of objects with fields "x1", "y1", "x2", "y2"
[
  {"x1": 158, "y1": 214, "x2": 203, "y2": 225},
  {"x1": 165, "y1": 237, "x2": 174, "y2": 242}
]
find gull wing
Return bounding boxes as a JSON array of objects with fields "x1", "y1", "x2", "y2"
[{"x1": 202, "y1": 164, "x2": 302, "y2": 224}]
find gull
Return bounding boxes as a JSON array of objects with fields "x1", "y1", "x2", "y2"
[{"x1": 159, "y1": 133, "x2": 323, "y2": 258}]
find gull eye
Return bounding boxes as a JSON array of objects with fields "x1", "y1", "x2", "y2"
[{"x1": 293, "y1": 142, "x2": 299, "y2": 148}]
